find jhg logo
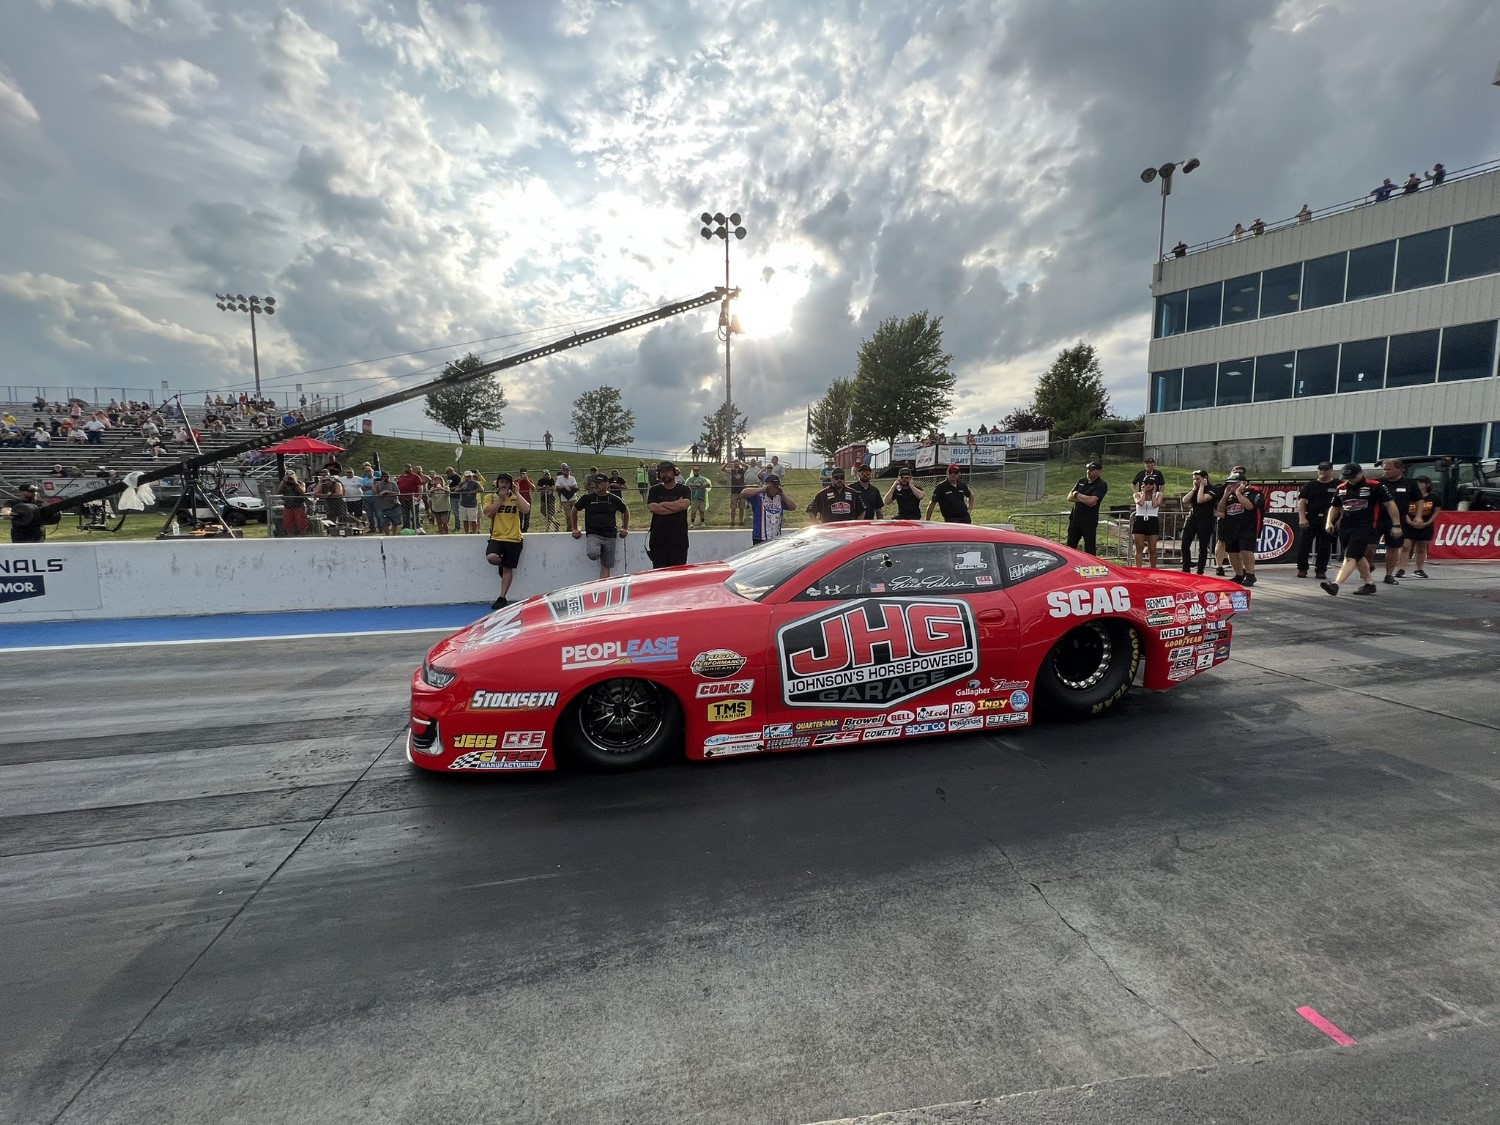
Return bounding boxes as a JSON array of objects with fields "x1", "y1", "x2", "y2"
[{"x1": 778, "y1": 598, "x2": 978, "y2": 709}]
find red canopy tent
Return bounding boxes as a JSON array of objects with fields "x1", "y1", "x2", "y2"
[{"x1": 262, "y1": 436, "x2": 344, "y2": 455}]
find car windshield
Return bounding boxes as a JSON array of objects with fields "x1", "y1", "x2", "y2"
[{"x1": 723, "y1": 530, "x2": 845, "y2": 601}]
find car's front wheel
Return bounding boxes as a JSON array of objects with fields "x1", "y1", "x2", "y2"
[
  {"x1": 1035, "y1": 620, "x2": 1140, "y2": 720},
  {"x1": 557, "y1": 678, "x2": 681, "y2": 770}
]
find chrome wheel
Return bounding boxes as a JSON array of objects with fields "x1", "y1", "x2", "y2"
[{"x1": 1050, "y1": 622, "x2": 1113, "y2": 690}]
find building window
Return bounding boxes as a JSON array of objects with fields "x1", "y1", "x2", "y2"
[
  {"x1": 1379, "y1": 427, "x2": 1430, "y2": 460},
  {"x1": 1154, "y1": 292, "x2": 1187, "y2": 338},
  {"x1": 1292, "y1": 434, "x2": 1333, "y2": 466},
  {"x1": 1438, "y1": 320, "x2": 1497, "y2": 383},
  {"x1": 1489, "y1": 424, "x2": 1500, "y2": 458},
  {"x1": 1259, "y1": 263, "x2": 1302, "y2": 318},
  {"x1": 1346, "y1": 240, "x2": 1396, "y2": 301},
  {"x1": 1185, "y1": 282, "x2": 1223, "y2": 332},
  {"x1": 1216, "y1": 359, "x2": 1253, "y2": 406},
  {"x1": 1395, "y1": 228, "x2": 1450, "y2": 292},
  {"x1": 1152, "y1": 369, "x2": 1182, "y2": 413},
  {"x1": 1221, "y1": 274, "x2": 1259, "y2": 325},
  {"x1": 1331, "y1": 430, "x2": 1379, "y2": 465},
  {"x1": 1301, "y1": 252, "x2": 1347, "y2": 310},
  {"x1": 1182, "y1": 364, "x2": 1216, "y2": 410},
  {"x1": 1295, "y1": 345, "x2": 1339, "y2": 398},
  {"x1": 1386, "y1": 329, "x2": 1440, "y2": 389},
  {"x1": 1338, "y1": 337, "x2": 1387, "y2": 393},
  {"x1": 1448, "y1": 215, "x2": 1500, "y2": 282},
  {"x1": 1432, "y1": 423, "x2": 1485, "y2": 457},
  {"x1": 1253, "y1": 352, "x2": 1294, "y2": 402}
]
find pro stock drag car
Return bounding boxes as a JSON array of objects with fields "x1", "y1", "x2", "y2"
[{"x1": 408, "y1": 523, "x2": 1249, "y2": 773}]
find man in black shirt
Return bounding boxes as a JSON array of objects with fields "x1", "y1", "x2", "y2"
[
  {"x1": 1321, "y1": 464, "x2": 1403, "y2": 596},
  {"x1": 535, "y1": 468, "x2": 556, "y2": 530},
  {"x1": 1295, "y1": 461, "x2": 1340, "y2": 579},
  {"x1": 852, "y1": 463, "x2": 883, "y2": 520},
  {"x1": 1378, "y1": 458, "x2": 1417, "y2": 584},
  {"x1": 1179, "y1": 469, "x2": 1218, "y2": 574},
  {"x1": 571, "y1": 474, "x2": 631, "y2": 579},
  {"x1": 807, "y1": 467, "x2": 863, "y2": 522},
  {"x1": 5, "y1": 483, "x2": 62, "y2": 543},
  {"x1": 607, "y1": 469, "x2": 627, "y2": 499},
  {"x1": 883, "y1": 467, "x2": 924, "y2": 520},
  {"x1": 1131, "y1": 457, "x2": 1165, "y2": 490},
  {"x1": 726, "y1": 460, "x2": 749, "y2": 527},
  {"x1": 926, "y1": 463, "x2": 974, "y2": 523},
  {"x1": 645, "y1": 460, "x2": 692, "y2": 568},
  {"x1": 1066, "y1": 461, "x2": 1108, "y2": 554},
  {"x1": 1215, "y1": 472, "x2": 1263, "y2": 586}
]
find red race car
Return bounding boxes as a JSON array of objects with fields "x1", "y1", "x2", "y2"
[{"x1": 408, "y1": 523, "x2": 1248, "y2": 773}]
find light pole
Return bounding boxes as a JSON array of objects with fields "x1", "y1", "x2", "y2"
[
  {"x1": 215, "y1": 293, "x2": 276, "y2": 399},
  {"x1": 700, "y1": 211, "x2": 744, "y2": 458},
  {"x1": 1139, "y1": 158, "x2": 1201, "y2": 281}
]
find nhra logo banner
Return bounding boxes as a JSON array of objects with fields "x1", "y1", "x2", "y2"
[
  {"x1": 1429, "y1": 511, "x2": 1500, "y2": 560},
  {"x1": 777, "y1": 598, "x2": 978, "y2": 709}
]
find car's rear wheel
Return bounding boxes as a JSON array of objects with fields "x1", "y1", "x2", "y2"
[
  {"x1": 558, "y1": 678, "x2": 681, "y2": 770},
  {"x1": 1035, "y1": 620, "x2": 1140, "y2": 720}
]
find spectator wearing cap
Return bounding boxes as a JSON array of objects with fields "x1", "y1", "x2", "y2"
[
  {"x1": 742, "y1": 473, "x2": 797, "y2": 545},
  {"x1": 5, "y1": 483, "x2": 62, "y2": 543},
  {"x1": 726, "y1": 459, "x2": 749, "y2": 526},
  {"x1": 571, "y1": 473, "x2": 630, "y2": 580},
  {"x1": 683, "y1": 464, "x2": 713, "y2": 527},
  {"x1": 482, "y1": 473, "x2": 529, "y2": 609},
  {"x1": 554, "y1": 463, "x2": 579, "y2": 517},
  {"x1": 852, "y1": 463, "x2": 884, "y2": 520},
  {"x1": 1215, "y1": 470, "x2": 1263, "y2": 586},
  {"x1": 515, "y1": 469, "x2": 533, "y2": 532},
  {"x1": 1295, "y1": 461, "x2": 1339, "y2": 579},
  {"x1": 607, "y1": 467, "x2": 627, "y2": 499},
  {"x1": 884, "y1": 466, "x2": 924, "y2": 520},
  {"x1": 535, "y1": 466, "x2": 556, "y2": 530},
  {"x1": 927, "y1": 463, "x2": 974, "y2": 523},
  {"x1": 1322, "y1": 463, "x2": 1402, "y2": 597},
  {"x1": 807, "y1": 466, "x2": 863, "y2": 523},
  {"x1": 646, "y1": 461, "x2": 692, "y2": 568},
  {"x1": 1066, "y1": 462, "x2": 1108, "y2": 555},
  {"x1": 1180, "y1": 470, "x2": 1218, "y2": 575},
  {"x1": 1131, "y1": 457, "x2": 1165, "y2": 490},
  {"x1": 457, "y1": 470, "x2": 482, "y2": 533}
]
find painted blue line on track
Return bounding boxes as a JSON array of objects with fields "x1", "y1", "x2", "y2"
[{"x1": 0, "y1": 603, "x2": 486, "y2": 651}]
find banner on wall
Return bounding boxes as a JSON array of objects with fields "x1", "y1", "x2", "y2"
[
  {"x1": 1428, "y1": 511, "x2": 1500, "y2": 560},
  {"x1": 0, "y1": 547, "x2": 103, "y2": 612},
  {"x1": 892, "y1": 430, "x2": 1046, "y2": 461}
]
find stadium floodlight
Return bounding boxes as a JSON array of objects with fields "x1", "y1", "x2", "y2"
[
  {"x1": 698, "y1": 209, "x2": 748, "y2": 456},
  {"x1": 214, "y1": 293, "x2": 280, "y2": 398},
  {"x1": 1141, "y1": 157, "x2": 1202, "y2": 267}
]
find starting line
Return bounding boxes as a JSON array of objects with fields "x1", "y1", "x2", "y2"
[{"x1": 0, "y1": 603, "x2": 485, "y2": 652}]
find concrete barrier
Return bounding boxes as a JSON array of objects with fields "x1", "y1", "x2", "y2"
[{"x1": 0, "y1": 530, "x2": 753, "y2": 622}]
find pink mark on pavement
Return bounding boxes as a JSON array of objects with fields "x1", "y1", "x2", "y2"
[{"x1": 1297, "y1": 1005, "x2": 1358, "y2": 1046}]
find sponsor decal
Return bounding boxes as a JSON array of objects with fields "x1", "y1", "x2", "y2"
[
  {"x1": 1075, "y1": 564, "x2": 1110, "y2": 578},
  {"x1": 696, "y1": 679, "x2": 755, "y2": 699},
  {"x1": 0, "y1": 558, "x2": 64, "y2": 574},
  {"x1": 777, "y1": 599, "x2": 980, "y2": 708},
  {"x1": 948, "y1": 716, "x2": 983, "y2": 732},
  {"x1": 975, "y1": 574, "x2": 994, "y2": 585},
  {"x1": 950, "y1": 701, "x2": 976, "y2": 717},
  {"x1": 1162, "y1": 635, "x2": 1198, "y2": 650},
  {"x1": 842, "y1": 715, "x2": 889, "y2": 730},
  {"x1": 1169, "y1": 647, "x2": 1194, "y2": 667},
  {"x1": 705, "y1": 731, "x2": 764, "y2": 745},
  {"x1": 469, "y1": 690, "x2": 560, "y2": 711},
  {"x1": 1047, "y1": 586, "x2": 1132, "y2": 618},
  {"x1": 986, "y1": 712, "x2": 1029, "y2": 726},
  {"x1": 545, "y1": 580, "x2": 631, "y2": 621},
  {"x1": 1195, "y1": 650, "x2": 1215, "y2": 670},
  {"x1": 977, "y1": 698, "x2": 1009, "y2": 712},
  {"x1": 904, "y1": 721, "x2": 946, "y2": 735},
  {"x1": 954, "y1": 550, "x2": 988, "y2": 571},
  {"x1": 691, "y1": 649, "x2": 749, "y2": 678},
  {"x1": 862, "y1": 727, "x2": 903, "y2": 742},
  {"x1": 1009, "y1": 689, "x2": 1031, "y2": 710},
  {"x1": 887, "y1": 709, "x2": 916, "y2": 725},
  {"x1": 450, "y1": 749, "x2": 547, "y2": 770},
  {"x1": 0, "y1": 576, "x2": 45, "y2": 603},
  {"x1": 1167, "y1": 666, "x2": 1196, "y2": 682},
  {"x1": 1146, "y1": 612, "x2": 1174, "y2": 627},
  {"x1": 813, "y1": 731, "x2": 862, "y2": 746},
  {"x1": 707, "y1": 699, "x2": 753, "y2": 723},
  {"x1": 763, "y1": 723, "x2": 795, "y2": 737},
  {"x1": 704, "y1": 741, "x2": 766, "y2": 759},
  {"x1": 562, "y1": 636, "x2": 678, "y2": 670},
  {"x1": 916, "y1": 704, "x2": 951, "y2": 720},
  {"x1": 1255, "y1": 517, "x2": 1295, "y2": 562},
  {"x1": 793, "y1": 718, "x2": 841, "y2": 734},
  {"x1": 1215, "y1": 642, "x2": 1232, "y2": 661},
  {"x1": 501, "y1": 730, "x2": 546, "y2": 749},
  {"x1": 769, "y1": 736, "x2": 812, "y2": 750},
  {"x1": 990, "y1": 679, "x2": 1029, "y2": 692},
  {"x1": 955, "y1": 678, "x2": 991, "y2": 697},
  {"x1": 1229, "y1": 592, "x2": 1249, "y2": 612},
  {"x1": 1205, "y1": 591, "x2": 1218, "y2": 605},
  {"x1": 1008, "y1": 560, "x2": 1053, "y2": 582},
  {"x1": 452, "y1": 733, "x2": 498, "y2": 749},
  {"x1": 1144, "y1": 595, "x2": 1176, "y2": 611},
  {"x1": 1157, "y1": 626, "x2": 1186, "y2": 640}
]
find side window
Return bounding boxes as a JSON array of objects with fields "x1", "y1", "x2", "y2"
[
  {"x1": 1000, "y1": 544, "x2": 1069, "y2": 587},
  {"x1": 793, "y1": 555, "x2": 869, "y2": 601},
  {"x1": 863, "y1": 543, "x2": 997, "y2": 594}
]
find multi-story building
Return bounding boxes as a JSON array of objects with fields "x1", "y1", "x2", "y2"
[{"x1": 1145, "y1": 166, "x2": 1500, "y2": 471}]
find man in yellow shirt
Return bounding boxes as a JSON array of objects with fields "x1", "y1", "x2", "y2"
[{"x1": 482, "y1": 472, "x2": 531, "y2": 610}]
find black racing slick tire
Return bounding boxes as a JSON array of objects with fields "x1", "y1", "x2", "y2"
[
  {"x1": 1035, "y1": 620, "x2": 1140, "y2": 721},
  {"x1": 558, "y1": 678, "x2": 682, "y2": 771}
]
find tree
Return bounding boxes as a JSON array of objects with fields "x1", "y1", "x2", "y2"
[
  {"x1": 851, "y1": 311, "x2": 956, "y2": 451},
  {"x1": 1033, "y1": 343, "x2": 1112, "y2": 438},
  {"x1": 698, "y1": 402, "x2": 749, "y2": 461},
  {"x1": 423, "y1": 353, "x2": 508, "y2": 438},
  {"x1": 808, "y1": 377, "x2": 864, "y2": 458},
  {"x1": 997, "y1": 406, "x2": 1052, "y2": 434},
  {"x1": 570, "y1": 385, "x2": 636, "y2": 454}
]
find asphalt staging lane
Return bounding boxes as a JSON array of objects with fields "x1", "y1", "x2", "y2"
[{"x1": 3, "y1": 564, "x2": 1500, "y2": 1125}]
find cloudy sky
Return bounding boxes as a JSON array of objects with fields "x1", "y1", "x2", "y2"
[{"x1": 2, "y1": 0, "x2": 1499, "y2": 458}]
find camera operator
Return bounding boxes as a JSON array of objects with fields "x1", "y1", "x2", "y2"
[{"x1": 4, "y1": 483, "x2": 63, "y2": 543}]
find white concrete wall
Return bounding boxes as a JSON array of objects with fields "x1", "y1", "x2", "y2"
[{"x1": 0, "y1": 530, "x2": 753, "y2": 622}]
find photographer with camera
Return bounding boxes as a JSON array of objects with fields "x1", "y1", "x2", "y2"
[
  {"x1": 4, "y1": 484, "x2": 63, "y2": 543},
  {"x1": 483, "y1": 472, "x2": 530, "y2": 610}
]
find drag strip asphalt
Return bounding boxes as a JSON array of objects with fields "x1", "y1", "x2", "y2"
[{"x1": 2, "y1": 563, "x2": 1499, "y2": 1125}]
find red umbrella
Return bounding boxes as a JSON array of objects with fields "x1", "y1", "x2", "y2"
[{"x1": 263, "y1": 436, "x2": 344, "y2": 454}]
